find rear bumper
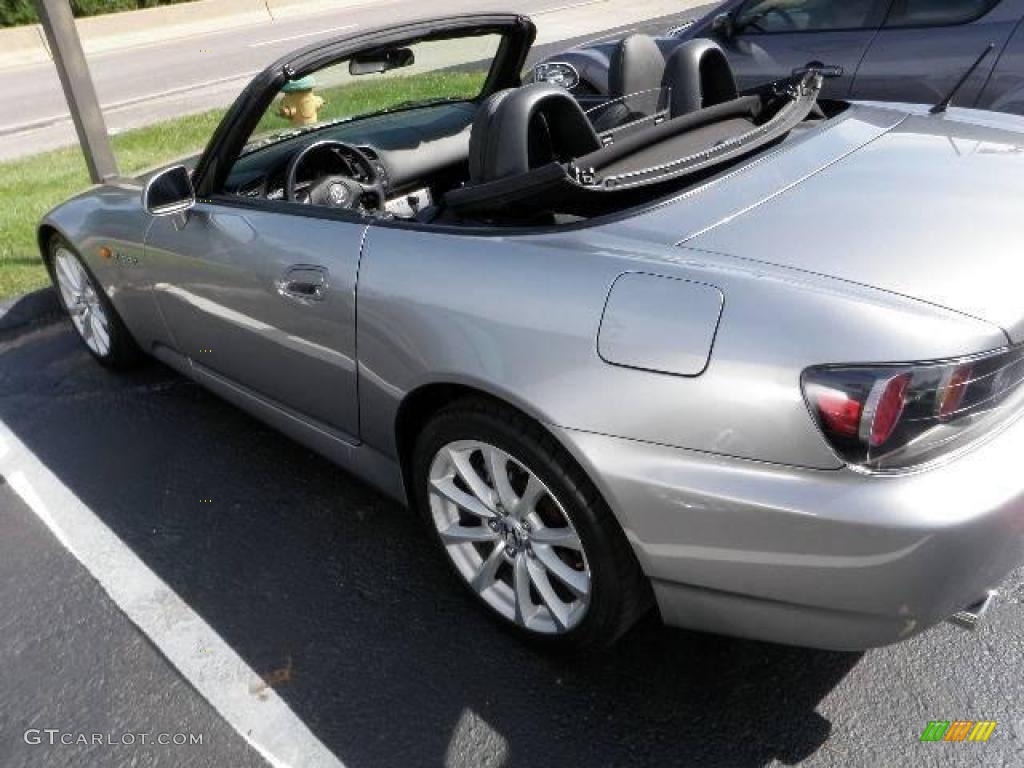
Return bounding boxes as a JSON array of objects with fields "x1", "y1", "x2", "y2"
[{"x1": 551, "y1": 417, "x2": 1024, "y2": 651}]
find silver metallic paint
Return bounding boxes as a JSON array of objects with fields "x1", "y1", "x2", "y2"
[
  {"x1": 597, "y1": 272, "x2": 724, "y2": 377},
  {"x1": 145, "y1": 206, "x2": 366, "y2": 437},
  {"x1": 684, "y1": 105, "x2": 1024, "y2": 344},
  {"x1": 550, "y1": 405, "x2": 1024, "y2": 649},
  {"x1": 38, "y1": 59, "x2": 1024, "y2": 651}
]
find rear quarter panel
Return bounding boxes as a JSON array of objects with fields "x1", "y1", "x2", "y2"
[
  {"x1": 355, "y1": 221, "x2": 1003, "y2": 475},
  {"x1": 355, "y1": 104, "x2": 1009, "y2": 474}
]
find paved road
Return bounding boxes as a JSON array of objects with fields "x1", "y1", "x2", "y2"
[
  {"x1": 1, "y1": 314, "x2": 1022, "y2": 767},
  {"x1": 0, "y1": 483, "x2": 268, "y2": 768},
  {"x1": 0, "y1": 0, "x2": 711, "y2": 160}
]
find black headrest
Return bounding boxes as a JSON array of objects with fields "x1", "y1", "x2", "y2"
[
  {"x1": 468, "y1": 83, "x2": 602, "y2": 184},
  {"x1": 661, "y1": 39, "x2": 739, "y2": 118},
  {"x1": 468, "y1": 88, "x2": 515, "y2": 184},
  {"x1": 609, "y1": 34, "x2": 665, "y2": 98}
]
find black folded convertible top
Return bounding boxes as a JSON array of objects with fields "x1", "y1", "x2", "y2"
[
  {"x1": 445, "y1": 73, "x2": 823, "y2": 219},
  {"x1": 576, "y1": 95, "x2": 762, "y2": 173}
]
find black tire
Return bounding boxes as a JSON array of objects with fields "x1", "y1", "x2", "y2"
[
  {"x1": 412, "y1": 397, "x2": 652, "y2": 650},
  {"x1": 46, "y1": 235, "x2": 144, "y2": 370}
]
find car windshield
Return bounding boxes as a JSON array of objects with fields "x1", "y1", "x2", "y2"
[{"x1": 242, "y1": 33, "x2": 502, "y2": 154}]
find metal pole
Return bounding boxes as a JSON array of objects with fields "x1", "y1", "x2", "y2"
[{"x1": 33, "y1": 0, "x2": 118, "y2": 182}]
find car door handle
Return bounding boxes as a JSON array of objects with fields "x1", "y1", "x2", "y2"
[{"x1": 277, "y1": 265, "x2": 328, "y2": 302}]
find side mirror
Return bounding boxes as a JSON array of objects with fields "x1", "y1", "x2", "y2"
[
  {"x1": 349, "y1": 47, "x2": 415, "y2": 76},
  {"x1": 711, "y1": 13, "x2": 735, "y2": 38},
  {"x1": 144, "y1": 165, "x2": 195, "y2": 216}
]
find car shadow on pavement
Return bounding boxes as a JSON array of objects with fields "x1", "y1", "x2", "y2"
[{"x1": 0, "y1": 324, "x2": 862, "y2": 768}]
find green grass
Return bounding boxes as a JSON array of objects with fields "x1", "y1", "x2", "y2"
[
  {"x1": 250, "y1": 70, "x2": 486, "y2": 140},
  {"x1": 0, "y1": 70, "x2": 486, "y2": 299},
  {"x1": 0, "y1": 109, "x2": 224, "y2": 298}
]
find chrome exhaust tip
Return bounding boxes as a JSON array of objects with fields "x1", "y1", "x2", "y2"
[{"x1": 948, "y1": 590, "x2": 997, "y2": 631}]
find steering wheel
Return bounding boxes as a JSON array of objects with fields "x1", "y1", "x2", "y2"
[
  {"x1": 745, "y1": 6, "x2": 797, "y2": 33},
  {"x1": 285, "y1": 140, "x2": 386, "y2": 212}
]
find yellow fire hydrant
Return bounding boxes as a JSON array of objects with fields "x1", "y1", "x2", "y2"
[{"x1": 277, "y1": 75, "x2": 325, "y2": 127}]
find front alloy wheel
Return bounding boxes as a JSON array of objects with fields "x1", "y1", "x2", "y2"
[
  {"x1": 428, "y1": 439, "x2": 591, "y2": 634},
  {"x1": 53, "y1": 245, "x2": 112, "y2": 358},
  {"x1": 47, "y1": 236, "x2": 142, "y2": 369}
]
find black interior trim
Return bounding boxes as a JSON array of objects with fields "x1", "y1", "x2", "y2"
[
  {"x1": 598, "y1": 118, "x2": 758, "y2": 176},
  {"x1": 202, "y1": 99, "x2": 852, "y2": 238},
  {"x1": 576, "y1": 95, "x2": 762, "y2": 170},
  {"x1": 469, "y1": 84, "x2": 602, "y2": 183},
  {"x1": 444, "y1": 72, "x2": 823, "y2": 219},
  {"x1": 226, "y1": 102, "x2": 478, "y2": 197}
]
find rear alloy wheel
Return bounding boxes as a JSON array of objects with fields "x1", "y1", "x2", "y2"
[
  {"x1": 48, "y1": 237, "x2": 142, "y2": 369},
  {"x1": 413, "y1": 400, "x2": 650, "y2": 649},
  {"x1": 428, "y1": 439, "x2": 592, "y2": 634}
]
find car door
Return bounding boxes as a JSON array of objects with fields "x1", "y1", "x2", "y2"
[
  {"x1": 850, "y1": 0, "x2": 1020, "y2": 107},
  {"x1": 138, "y1": 16, "x2": 534, "y2": 443},
  {"x1": 715, "y1": 0, "x2": 890, "y2": 98},
  {"x1": 976, "y1": 10, "x2": 1024, "y2": 113},
  {"x1": 144, "y1": 204, "x2": 364, "y2": 439}
]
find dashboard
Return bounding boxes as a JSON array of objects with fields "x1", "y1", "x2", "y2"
[
  {"x1": 224, "y1": 102, "x2": 477, "y2": 215},
  {"x1": 236, "y1": 143, "x2": 388, "y2": 203}
]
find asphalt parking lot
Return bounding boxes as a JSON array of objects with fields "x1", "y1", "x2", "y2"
[{"x1": 1, "y1": 311, "x2": 1022, "y2": 768}]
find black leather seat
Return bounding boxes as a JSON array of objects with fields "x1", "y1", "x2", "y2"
[
  {"x1": 608, "y1": 33, "x2": 665, "y2": 98},
  {"x1": 468, "y1": 83, "x2": 602, "y2": 184},
  {"x1": 661, "y1": 40, "x2": 739, "y2": 117},
  {"x1": 596, "y1": 34, "x2": 667, "y2": 130},
  {"x1": 602, "y1": 36, "x2": 738, "y2": 126}
]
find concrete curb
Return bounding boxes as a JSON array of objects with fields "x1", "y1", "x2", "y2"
[
  {"x1": 0, "y1": 287, "x2": 60, "y2": 334},
  {"x1": 0, "y1": 0, "x2": 367, "y2": 70}
]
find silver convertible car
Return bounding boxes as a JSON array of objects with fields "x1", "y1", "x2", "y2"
[{"x1": 40, "y1": 14, "x2": 1024, "y2": 650}]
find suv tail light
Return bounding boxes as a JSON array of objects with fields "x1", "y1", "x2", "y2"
[{"x1": 802, "y1": 346, "x2": 1024, "y2": 471}]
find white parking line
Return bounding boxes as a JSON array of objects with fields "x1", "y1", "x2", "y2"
[
  {"x1": 249, "y1": 24, "x2": 358, "y2": 48},
  {"x1": 0, "y1": 420, "x2": 346, "y2": 768}
]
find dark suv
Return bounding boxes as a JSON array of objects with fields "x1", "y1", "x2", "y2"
[{"x1": 534, "y1": 0, "x2": 1024, "y2": 114}]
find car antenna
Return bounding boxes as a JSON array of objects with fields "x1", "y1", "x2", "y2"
[{"x1": 930, "y1": 44, "x2": 995, "y2": 115}]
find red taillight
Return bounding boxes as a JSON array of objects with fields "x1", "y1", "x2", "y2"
[
  {"x1": 803, "y1": 347, "x2": 1024, "y2": 470},
  {"x1": 866, "y1": 374, "x2": 911, "y2": 447},
  {"x1": 815, "y1": 387, "x2": 863, "y2": 437}
]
